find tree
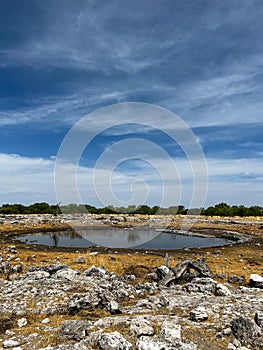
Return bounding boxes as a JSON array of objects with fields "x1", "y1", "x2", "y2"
[{"x1": 134, "y1": 205, "x2": 152, "y2": 215}]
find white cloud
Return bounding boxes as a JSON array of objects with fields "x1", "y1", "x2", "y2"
[
  {"x1": 1, "y1": 152, "x2": 261, "y2": 207},
  {"x1": 0, "y1": 91, "x2": 128, "y2": 127},
  {"x1": 161, "y1": 62, "x2": 263, "y2": 127},
  {"x1": 0, "y1": 154, "x2": 55, "y2": 204},
  {"x1": 206, "y1": 158, "x2": 263, "y2": 177}
]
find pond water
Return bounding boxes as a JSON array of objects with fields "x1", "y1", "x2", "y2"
[{"x1": 16, "y1": 228, "x2": 234, "y2": 250}]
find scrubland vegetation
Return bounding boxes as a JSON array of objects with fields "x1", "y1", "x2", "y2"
[{"x1": 0, "y1": 202, "x2": 262, "y2": 216}]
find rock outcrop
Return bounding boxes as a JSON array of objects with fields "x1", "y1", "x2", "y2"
[{"x1": 0, "y1": 255, "x2": 262, "y2": 349}]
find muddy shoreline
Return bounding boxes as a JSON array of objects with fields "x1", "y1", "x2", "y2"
[{"x1": 1, "y1": 214, "x2": 263, "y2": 251}]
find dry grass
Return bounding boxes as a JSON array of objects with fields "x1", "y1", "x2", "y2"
[
  {"x1": 1, "y1": 241, "x2": 262, "y2": 283},
  {"x1": 182, "y1": 325, "x2": 232, "y2": 350}
]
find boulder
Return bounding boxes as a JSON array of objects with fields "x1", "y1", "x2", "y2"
[
  {"x1": 129, "y1": 318, "x2": 154, "y2": 337},
  {"x1": 26, "y1": 270, "x2": 50, "y2": 279},
  {"x1": 137, "y1": 335, "x2": 197, "y2": 350},
  {"x1": 160, "y1": 321, "x2": 181, "y2": 343},
  {"x1": 231, "y1": 317, "x2": 261, "y2": 345},
  {"x1": 97, "y1": 331, "x2": 132, "y2": 350},
  {"x1": 83, "y1": 265, "x2": 110, "y2": 278},
  {"x1": 46, "y1": 264, "x2": 68, "y2": 274},
  {"x1": 54, "y1": 268, "x2": 79, "y2": 280},
  {"x1": 182, "y1": 278, "x2": 216, "y2": 295},
  {"x1": 67, "y1": 294, "x2": 98, "y2": 315},
  {"x1": 0, "y1": 262, "x2": 13, "y2": 275},
  {"x1": 136, "y1": 336, "x2": 175, "y2": 350},
  {"x1": 60, "y1": 320, "x2": 91, "y2": 340}
]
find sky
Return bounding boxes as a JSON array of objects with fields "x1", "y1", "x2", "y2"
[{"x1": 0, "y1": 0, "x2": 262, "y2": 208}]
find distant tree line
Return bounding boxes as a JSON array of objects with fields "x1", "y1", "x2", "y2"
[
  {"x1": 0, "y1": 202, "x2": 59, "y2": 215},
  {"x1": 0, "y1": 202, "x2": 262, "y2": 216},
  {"x1": 201, "y1": 202, "x2": 263, "y2": 217}
]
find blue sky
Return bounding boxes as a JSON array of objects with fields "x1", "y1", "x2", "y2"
[{"x1": 0, "y1": 0, "x2": 262, "y2": 207}]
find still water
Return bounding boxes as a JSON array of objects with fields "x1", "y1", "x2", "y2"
[{"x1": 17, "y1": 228, "x2": 234, "y2": 249}]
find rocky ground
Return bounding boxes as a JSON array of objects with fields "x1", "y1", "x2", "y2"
[
  {"x1": 0, "y1": 214, "x2": 262, "y2": 349},
  {"x1": 1, "y1": 213, "x2": 263, "y2": 238}
]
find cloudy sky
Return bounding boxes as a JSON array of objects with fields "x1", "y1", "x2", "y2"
[{"x1": 0, "y1": 0, "x2": 262, "y2": 207}]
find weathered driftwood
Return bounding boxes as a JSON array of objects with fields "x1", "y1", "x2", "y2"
[
  {"x1": 158, "y1": 258, "x2": 213, "y2": 287},
  {"x1": 145, "y1": 251, "x2": 166, "y2": 257}
]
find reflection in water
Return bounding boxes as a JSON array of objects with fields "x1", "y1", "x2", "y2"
[
  {"x1": 127, "y1": 231, "x2": 141, "y2": 243},
  {"x1": 51, "y1": 233, "x2": 59, "y2": 247},
  {"x1": 17, "y1": 228, "x2": 235, "y2": 250}
]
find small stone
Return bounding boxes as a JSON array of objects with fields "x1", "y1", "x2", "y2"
[
  {"x1": 223, "y1": 327, "x2": 232, "y2": 336},
  {"x1": 255, "y1": 311, "x2": 263, "y2": 328},
  {"x1": 5, "y1": 330, "x2": 15, "y2": 336},
  {"x1": 41, "y1": 318, "x2": 50, "y2": 324},
  {"x1": 233, "y1": 338, "x2": 241, "y2": 347},
  {"x1": 17, "y1": 317, "x2": 27, "y2": 328},
  {"x1": 215, "y1": 273, "x2": 227, "y2": 280},
  {"x1": 75, "y1": 256, "x2": 85, "y2": 264},
  {"x1": 227, "y1": 343, "x2": 236, "y2": 350},
  {"x1": 190, "y1": 307, "x2": 209, "y2": 322},
  {"x1": 250, "y1": 274, "x2": 263, "y2": 289},
  {"x1": 181, "y1": 343, "x2": 198, "y2": 350},
  {"x1": 3, "y1": 339, "x2": 21, "y2": 347},
  {"x1": 107, "y1": 300, "x2": 121, "y2": 315},
  {"x1": 215, "y1": 283, "x2": 231, "y2": 296},
  {"x1": 228, "y1": 275, "x2": 244, "y2": 285},
  {"x1": 13, "y1": 264, "x2": 23, "y2": 273},
  {"x1": 89, "y1": 252, "x2": 99, "y2": 256}
]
